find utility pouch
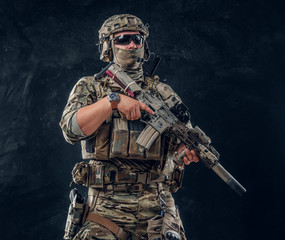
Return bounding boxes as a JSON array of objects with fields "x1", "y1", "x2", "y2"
[
  {"x1": 81, "y1": 123, "x2": 111, "y2": 160},
  {"x1": 147, "y1": 212, "x2": 182, "y2": 240},
  {"x1": 64, "y1": 189, "x2": 85, "y2": 240},
  {"x1": 72, "y1": 161, "x2": 104, "y2": 188},
  {"x1": 109, "y1": 117, "x2": 163, "y2": 160},
  {"x1": 161, "y1": 212, "x2": 181, "y2": 240},
  {"x1": 147, "y1": 215, "x2": 163, "y2": 240},
  {"x1": 128, "y1": 120, "x2": 145, "y2": 158},
  {"x1": 88, "y1": 161, "x2": 104, "y2": 188},
  {"x1": 110, "y1": 118, "x2": 129, "y2": 158},
  {"x1": 72, "y1": 162, "x2": 89, "y2": 186}
]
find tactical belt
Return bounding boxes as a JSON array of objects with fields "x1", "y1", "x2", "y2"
[
  {"x1": 105, "y1": 182, "x2": 152, "y2": 192},
  {"x1": 104, "y1": 174, "x2": 168, "y2": 192},
  {"x1": 106, "y1": 171, "x2": 167, "y2": 185},
  {"x1": 86, "y1": 212, "x2": 129, "y2": 240}
]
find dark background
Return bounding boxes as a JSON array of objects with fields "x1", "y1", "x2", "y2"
[{"x1": 1, "y1": 0, "x2": 284, "y2": 239}]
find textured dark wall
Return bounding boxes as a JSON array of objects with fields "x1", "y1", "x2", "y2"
[{"x1": 1, "y1": 0, "x2": 284, "y2": 239}]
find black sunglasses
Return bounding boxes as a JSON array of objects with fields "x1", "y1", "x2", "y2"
[{"x1": 113, "y1": 34, "x2": 144, "y2": 45}]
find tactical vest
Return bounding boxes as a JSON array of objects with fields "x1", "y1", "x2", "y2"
[{"x1": 80, "y1": 74, "x2": 180, "y2": 162}]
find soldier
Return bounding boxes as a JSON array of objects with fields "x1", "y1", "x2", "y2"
[{"x1": 60, "y1": 14, "x2": 199, "y2": 240}]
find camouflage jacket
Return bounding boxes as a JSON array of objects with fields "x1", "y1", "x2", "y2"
[{"x1": 59, "y1": 72, "x2": 184, "y2": 191}]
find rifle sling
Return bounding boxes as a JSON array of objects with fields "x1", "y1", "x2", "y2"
[{"x1": 86, "y1": 212, "x2": 129, "y2": 240}]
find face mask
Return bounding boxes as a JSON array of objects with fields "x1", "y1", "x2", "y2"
[{"x1": 113, "y1": 47, "x2": 144, "y2": 69}]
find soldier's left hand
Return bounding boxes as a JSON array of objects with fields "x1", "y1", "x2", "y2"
[{"x1": 177, "y1": 144, "x2": 199, "y2": 165}]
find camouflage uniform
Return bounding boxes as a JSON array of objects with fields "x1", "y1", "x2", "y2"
[{"x1": 60, "y1": 14, "x2": 187, "y2": 240}]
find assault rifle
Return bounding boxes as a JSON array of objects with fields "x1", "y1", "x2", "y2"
[{"x1": 105, "y1": 63, "x2": 246, "y2": 196}]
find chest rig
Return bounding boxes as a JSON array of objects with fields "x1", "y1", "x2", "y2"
[
  {"x1": 80, "y1": 74, "x2": 167, "y2": 161},
  {"x1": 72, "y1": 73, "x2": 185, "y2": 194}
]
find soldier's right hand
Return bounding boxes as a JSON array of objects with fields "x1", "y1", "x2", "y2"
[{"x1": 117, "y1": 94, "x2": 154, "y2": 120}]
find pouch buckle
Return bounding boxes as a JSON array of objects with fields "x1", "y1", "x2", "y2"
[{"x1": 132, "y1": 183, "x2": 144, "y2": 192}]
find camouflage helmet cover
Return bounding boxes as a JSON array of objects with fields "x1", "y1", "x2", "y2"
[
  {"x1": 98, "y1": 14, "x2": 149, "y2": 41},
  {"x1": 98, "y1": 14, "x2": 150, "y2": 62}
]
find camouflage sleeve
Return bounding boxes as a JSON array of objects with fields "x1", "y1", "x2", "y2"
[{"x1": 59, "y1": 76, "x2": 98, "y2": 144}]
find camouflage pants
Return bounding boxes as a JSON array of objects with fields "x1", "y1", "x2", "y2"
[{"x1": 73, "y1": 184, "x2": 186, "y2": 240}]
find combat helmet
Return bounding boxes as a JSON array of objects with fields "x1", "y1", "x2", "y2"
[{"x1": 98, "y1": 14, "x2": 150, "y2": 62}]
